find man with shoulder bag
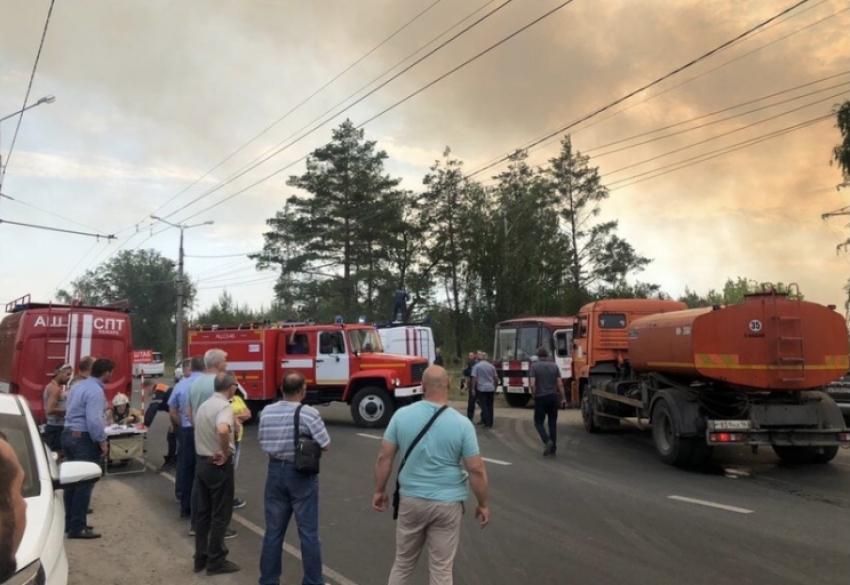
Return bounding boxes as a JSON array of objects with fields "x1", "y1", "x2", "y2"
[
  {"x1": 373, "y1": 365, "x2": 490, "y2": 585},
  {"x1": 258, "y1": 372, "x2": 331, "y2": 585}
]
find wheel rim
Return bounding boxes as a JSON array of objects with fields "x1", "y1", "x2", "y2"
[
  {"x1": 358, "y1": 395, "x2": 385, "y2": 423},
  {"x1": 654, "y1": 410, "x2": 673, "y2": 454}
]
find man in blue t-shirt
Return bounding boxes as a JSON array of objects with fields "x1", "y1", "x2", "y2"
[{"x1": 373, "y1": 366, "x2": 490, "y2": 584}]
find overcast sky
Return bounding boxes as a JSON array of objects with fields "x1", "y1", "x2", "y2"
[{"x1": 1, "y1": 0, "x2": 848, "y2": 317}]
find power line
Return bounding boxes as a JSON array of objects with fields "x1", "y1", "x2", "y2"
[
  {"x1": 160, "y1": 0, "x2": 523, "y2": 222},
  {"x1": 583, "y1": 72, "x2": 850, "y2": 156},
  {"x1": 0, "y1": 191, "x2": 109, "y2": 235},
  {"x1": 147, "y1": 0, "x2": 445, "y2": 221},
  {"x1": 466, "y1": 0, "x2": 816, "y2": 179},
  {"x1": 602, "y1": 89, "x2": 848, "y2": 176},
  {"x1": 607, "y1": 113, "x2": 832, "y2": 191},
  {"x1": 0, "y1": 0, "x2": 56, "y2": 190},
  {"x1": 185, "y1": 251, "x2": 262, "y2": 259},
  {"x1": 0, "y1": 218, "x2": 116, "y2": 239},
  {"x1": 172, "y1": 0, "x2": 579, "y2": 224},
  {"x1": 544, "y1": 1, "x2": 847, "y2": 157}
]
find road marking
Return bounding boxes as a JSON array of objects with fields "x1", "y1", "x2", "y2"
[
  {"x1": 668, "y1": 495, "x2": 754, "y2": 514},
  {"x1": 145, "y1": 461, "x2": 359, "y2": 585},
  {"x1": 356, "y1": 433, "x2": 383, "y2": 440},
  {"x1": 482, "y1": 457, "x2": 512, "y2": 466}
]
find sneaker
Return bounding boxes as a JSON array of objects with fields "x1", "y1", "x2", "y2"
[
  {"x1": 224, "y1": 528, "x2": 238, "y2": 539},
  {"x1": 206, "y1": 560, "x2": 240, "y2": 575},
  {"x1": 233, "y1": 498, "x2": 246, "y2": 509},
  {"x1": 193, "y1": 558, "x2": 207, "y2": 573},
  {"x1": 543, "y1": 440, "x2": 555, "y2": 457},
  {"x1": 67, "y1": 528, "x2": 101, "y2": 539},
  {"x1": 189, "y1": 528, "x2": 196, "y2": 537}
]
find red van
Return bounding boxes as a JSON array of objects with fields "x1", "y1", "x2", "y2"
[{"x1": 0, "y1": 295, "x2": 134, "y2": 422}]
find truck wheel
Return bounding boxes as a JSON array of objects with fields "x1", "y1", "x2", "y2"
[
  {"x1": 772, "y1": 445, "x2": 837, "y2": 465},
  {"x1": 351, "y1": 387, "x2": 394, "y2": 428},
  {"x1": 581, "y1": 386, "x2": 600, "y2": 434},
  {"x1": 651, "y1": 400, "x2": 695, "y2": 467},
  {"x1": 505, "y1": 393, "x2": 530, "y2": 408}
]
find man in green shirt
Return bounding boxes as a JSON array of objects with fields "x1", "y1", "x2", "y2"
[{"x1": 188, "y1": 349, "x2": 228, "y2": 425}]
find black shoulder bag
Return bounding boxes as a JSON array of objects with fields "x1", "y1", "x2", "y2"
[
  {"x1": 294, "y1": 404, "x2": 322, "y2": 475},
  {"x1": 393, "y1": 405, "x2": 448, "y2": 520}
]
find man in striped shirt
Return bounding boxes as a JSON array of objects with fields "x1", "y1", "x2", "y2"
[{"x1": 258, "y1": 372, "x2": 331, "y2": 585}]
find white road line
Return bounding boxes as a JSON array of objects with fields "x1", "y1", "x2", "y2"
[
  {"x1": 482, "y1": 457, "x2": 512, "y2": 466},
  {"x1": 144, "y1": 461, "x2": 359, "y2": 585},
  {"x1": 356, "y1": 433, "x2": 383, "y2": 440},
  {"x1": 668, "y1": 495, "x2": 754, "y2": 514}
]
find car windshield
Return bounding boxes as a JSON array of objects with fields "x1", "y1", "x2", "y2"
[
  {"x1": 0, "y1": 412, "x2": 41, "y2": 498},
  {"x1": 348, "y1": 328, "x2": 383, "y2": 353}
]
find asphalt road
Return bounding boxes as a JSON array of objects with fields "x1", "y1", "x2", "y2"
[{"x1": 127, "y1": 387, "x2": 850, "y2": 585}]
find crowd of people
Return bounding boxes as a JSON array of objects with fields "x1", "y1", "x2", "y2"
[{"x1": 0, "y1": 342, "x2": 580, "y2": 583}]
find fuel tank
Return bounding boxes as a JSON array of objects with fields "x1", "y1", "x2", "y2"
[{"x1": 627, "y1": 293, "x2": 849, "y2": 391}]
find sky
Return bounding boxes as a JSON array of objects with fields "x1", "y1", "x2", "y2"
[{"x1": 0, "y1": 0, "x2": 848, "y2": 318}]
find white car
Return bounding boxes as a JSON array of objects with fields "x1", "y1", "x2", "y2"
[{"x1": 0, "y1": 394, "x2": 102, "y2": 585}]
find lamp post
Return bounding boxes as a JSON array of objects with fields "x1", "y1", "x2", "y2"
[
  {"x1": 151, "y1": 215, "x2": 214, "y2": 369},
  {"x1": 0, "y1": 95, "x2": 56, "y2": 191}
]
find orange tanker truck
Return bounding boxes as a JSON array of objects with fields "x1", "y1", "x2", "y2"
[{"x1": 574, "y1": 286, "x2": 850, "y2": 467}]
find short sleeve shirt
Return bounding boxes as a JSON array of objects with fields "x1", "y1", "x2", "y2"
[
  {"x1": 194, "y1": 393, "x2": 235, "y2": 457},
  {"x1": 471, "y1": 360, "x2": 498, "y2": 392},
  {"x1": 384, "y1": 400, "x2": 479, "y2": 502},
  {"x1": 189, "y1": 374, "x2": 217, "y2": 419},
  {"x1": 258, "y1": 401, "x2": 331, "y2": 461},
  {"x1": 529, "y1": 359, "x2": 561, "y2": 397}
]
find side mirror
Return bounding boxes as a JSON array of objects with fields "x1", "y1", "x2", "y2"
[{"x1": 53, "y1": 461, "x2": 102, "y2": 491}]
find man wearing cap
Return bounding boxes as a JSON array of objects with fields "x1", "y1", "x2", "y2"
[
  {"x1": 62, "y1": 358, "x2": 115, "y2": 539},
  {"x1": 43, "y1": 363, "x2": 73, "y2": 456}
]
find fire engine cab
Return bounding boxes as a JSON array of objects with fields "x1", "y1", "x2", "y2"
[
  {"x1": 187, "y1": 321, "x2": 428, "y2": 427},
  {"x1": 493, "y1": 316, "x2": 576, "y2": 407}
]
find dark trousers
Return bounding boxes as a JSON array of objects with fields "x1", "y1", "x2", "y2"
[
  {"x1": 61, "y1": 431, "x2": 101, "y2": 534},
  {"x1": 44, "y1": 424, "x2": 64, "y2": 453},
  {"x1": 466, "y1": 381, "x2": 479, "y2": 421},
  {"x1": 176, "y1": 427, "x2": 196, "y2": 516},
  {"x1": 478, "y1": 391, "x2": 495, "y2": 427},
  {"x1": 166, "y1": 427, "x2": 177, "y2": 459},
  {"x1": 194, "y1": 457, "x2": 235, "y2": 568},
  {"x1": 533, "y1": 393, "x2": 559, "y2": 446}
]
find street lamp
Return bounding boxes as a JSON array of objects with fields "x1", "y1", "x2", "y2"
[
  {"x1": 0, "y1": 95, "x2": 56, "y2": 192},
  {"x1": 150, "y1": 215, "x2": 214, "y2": 369}
]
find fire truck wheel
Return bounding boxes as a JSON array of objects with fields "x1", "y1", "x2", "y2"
[
  {"x1": 504, "y1": 393, "x2": 530, "y2": 408},
  {"x1": 351, "y1": 387, "x2": 394, "y2": 428},
  {"x1": 581, "y1": 385, "x2": 601, "y2": 434}
]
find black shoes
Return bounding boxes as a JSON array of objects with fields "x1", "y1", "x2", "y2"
[
  {"x1": 67, "y1": 528, "x2": 101, "y2": 539},
  {"x1": 156, "y1": 456, "x2": 177, "y2": 473},
  {"x1": 543, "y1": 440, "x2": 555, "y2": 456},
  {"x1": 206, "y1": 560, "x2": 241, "y2": 575},
  {"x1": 193, "y1": 558, "x2": 207, "y2": 573}
]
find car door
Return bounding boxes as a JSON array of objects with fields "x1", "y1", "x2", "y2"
[{"x1": 315, "y1": 330, "x2": 349, "y2": 385}]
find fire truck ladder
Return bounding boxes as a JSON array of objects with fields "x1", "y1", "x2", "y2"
[
  {"x1": 772, "y1": 297, "x2": 805, "y2": 384},
  {"x1": 44, "y1": 306, "x2": 73, "y2": 377}
]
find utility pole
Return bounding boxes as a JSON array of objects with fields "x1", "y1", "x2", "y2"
[{"x1": 151, "y1": 215, "x2": 214, "y2": 369}]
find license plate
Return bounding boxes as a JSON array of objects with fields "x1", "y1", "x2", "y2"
[
  {"x1": 506, "y1": 386, "x2": 526, "y2": 394},
  {"x1": 709, "y1": 420, "x2": 751, "y2": 431}
]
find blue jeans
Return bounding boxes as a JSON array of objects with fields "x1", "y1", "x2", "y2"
[
  {"x1": 61, "y1": 431, "x2": 102, "y2": 534},
  {"x1": 177, "y1": 427, "x2": 196, "y2": 517},
  {"x1": 259, "y1": 461, "x2": 324, "y2": 585}
]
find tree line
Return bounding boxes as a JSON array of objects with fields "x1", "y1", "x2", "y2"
[{"x1": 58, "y1": 96, "x2": 850, "y2": 361}]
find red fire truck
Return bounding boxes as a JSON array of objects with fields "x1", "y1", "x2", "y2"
[
  {"x1": 493, "y1": 316, "x2": 577, "y2": 407},
  {"x1": 187, "y1": 321, "x2": 429, "y2": 427},
  {"x1": 0, "y1": 295, "x2": 134, "y2": 422}
]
